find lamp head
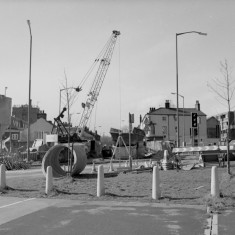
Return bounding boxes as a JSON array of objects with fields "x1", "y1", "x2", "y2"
[{"x1": 199, "y1": 32, "x2": 207, "y2": 36}]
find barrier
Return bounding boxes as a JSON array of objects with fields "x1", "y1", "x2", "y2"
[
  {"x1": 45, "y1": 166, "x2": 53, "y2": 194},
  {"x1": 211, "y1": 166, "x2": 219, "y2": 197},
  {"x1": 0, "y1": 164, "x2": 6, "y2": 189},
  {"x1": 161, "y1": 162, "x2": 174, "y2": 170},
  {"x1": 97, "y1": 165, "x2": 105, "y2": 197},
  {"x1": 152, "y1": 166, "x2": 161, "y2": 199},
  {"x1": 161, "y1": 150, "x2": 173, "y2": 170}
]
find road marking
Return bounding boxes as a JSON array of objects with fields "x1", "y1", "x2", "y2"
[
  {"x1": 0, "y1": 198, "x2": 36, "y2": 209},
  {"x1": 211, "y1": 213, "x2": 218, "y2": 235},
  {"x1": 204, "y1": 217, "x2": 212, "y2": 235}
]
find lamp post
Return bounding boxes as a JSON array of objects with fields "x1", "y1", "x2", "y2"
[
  {"x1": 27, "y1": 20, "x2": 32, "y2": 162},
  {"x1": 172, "y1": 92, "x2": 185, "y2": 146},
  {"x1": 59, "y1": 86, "x2": 80, "y2": 175},
  {"x1": 59, "y1": 87, "x2": 80, "y2": 114},
  {"x1": 4, "y1": 87, "x2": 7, "y2": 96},
  {"x1": 176, "y1": 31, "x2": 206, "y2": 147}
]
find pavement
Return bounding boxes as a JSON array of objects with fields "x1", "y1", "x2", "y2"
[
  {"x1": 217, "y1": 209, "x2": 235, "y2": 235},
  {"x1": 0, "y1": 197, "x2": 209, "y2": 235},
  {"x1": 2, "y1": 163, "x2": 235, "y2": 234}
]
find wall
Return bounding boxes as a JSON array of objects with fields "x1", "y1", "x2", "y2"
[
  {"x1": 20, "y1": 118, "x2": 53, "y2": 142},
  {"x1": 12, "y1": 105, "x2": 40, "y2": 124},
  {"x1": 0, "y1": 95, "x2": 12, "y2": 140},
  {"x1": 144, "y1": 112, "x2": 207, "y2": 146}
]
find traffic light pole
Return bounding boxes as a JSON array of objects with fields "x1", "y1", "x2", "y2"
[{"x1": 191, "y1": 112, "x2": 198, "y2": 147}]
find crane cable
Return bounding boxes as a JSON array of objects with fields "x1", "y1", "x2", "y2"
[{"x1": 67, "y1": 34, "x2": 114, "y2": 110}]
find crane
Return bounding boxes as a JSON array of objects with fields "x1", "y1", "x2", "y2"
[
  {"x1": 76, "y1": 30, "x2": 120, "y2": 137},
  {"x1": 43, "y1": 31, "x2": 120, "y2": 176},
  {"x1": 51, "y1": 30, "x2": 120, "y2": 143}
]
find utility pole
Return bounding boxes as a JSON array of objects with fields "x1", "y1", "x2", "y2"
[
  {"x1": 129, "y1": 113, "x2": 134, "y2": 170},
  {"x1": 27, "y1": 20, "x2": 32, "y2": 162}
]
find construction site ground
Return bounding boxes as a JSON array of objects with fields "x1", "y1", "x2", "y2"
[{"x1": 2, "y1": 158, "x2": 235, "y2": 210}]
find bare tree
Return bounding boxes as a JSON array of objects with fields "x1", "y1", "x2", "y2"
[{"x1": 207, "y1": 59, "x2": 235, "y2": 174}]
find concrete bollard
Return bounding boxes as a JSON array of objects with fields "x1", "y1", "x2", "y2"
[
  {"x1": 108, "y1": 160, "x2": 114, "y2": 172},
  {"x1": 0, "y1": 164, "x2": 6, "y2": 189},
  {"x1": 163, "y1": 150, "x2": 169, "y2": 162},
  {"x1": 152, "y1": 166, "x2": 161, "y2": 199},
  {"x1": 125, "y1": 161, "x2": 128, "y2": 167},
  {"x1": 97, "y1": 165, "x2": 105, "y2": 197},
  {"x1": 211, "y1": 166, "x2": 219, "y2": 197},
  {"x1": 91, "y1": 162, "x2": 97, "y2": 173},
  {"x1": 144, "y1": 161, "x2": 149, "y2": 168},
  {"x1": 45, "y1": 166, "x2": 53, "y2": 195}
]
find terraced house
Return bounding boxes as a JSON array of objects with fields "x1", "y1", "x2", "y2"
[{"x1": 141, "y1": 100, "x2": 207, "y2": 147}]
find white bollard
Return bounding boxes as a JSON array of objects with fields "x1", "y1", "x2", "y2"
[
  {"x1": 45, "y1": 166, "x2": 53, "y2": 195},
  {"x1": 97, "y1": 165, "x2": 105, "y2": 197},
  {"x1": 163, "y1": 150, "x2": 169, "y2": 162},
  {"x1": 0, "y1": 164, "x2": 6, "y2": 189},
  {"x1": 108, "y1": 160, "x2": 114, "y2": 172},
  {"x1": 152, "y1": 166, "x2": 161, "y2": 199},
  {"x1": 125, "y1": 161, "x2": 128, "y2": 167},
  {"x1": 91, "y1": 162, "x2": 97, "y2": 173},
  {"x1": 211, "y1": 166, "x2": 219, "y2": 197},
  {"x1": 144, "y1": 161, "x2": 149, "y2": 168}
]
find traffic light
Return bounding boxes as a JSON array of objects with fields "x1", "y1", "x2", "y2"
[
  {"x1": 191, "y1": 112, "x2": 198, "y2": 128},
  {"x1": 194, "y1": 128, "x2": 198, "y2": 136}
]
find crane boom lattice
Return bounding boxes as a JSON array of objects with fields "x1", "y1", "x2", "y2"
[{"x1": 77, "y1": 30, "x2": 120, "y2": 136}]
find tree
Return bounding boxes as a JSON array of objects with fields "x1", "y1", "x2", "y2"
[{"x1": 207, "y1": 59, "x2": 235, "y2": 174}]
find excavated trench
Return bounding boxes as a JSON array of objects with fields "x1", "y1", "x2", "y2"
[{"x1": 42, "y1": 143, "x2": 87, "y2": 178}]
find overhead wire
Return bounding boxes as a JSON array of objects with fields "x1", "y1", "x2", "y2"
[{"x1": 68, "y1": 34, "x2": 114, "y2": 110}]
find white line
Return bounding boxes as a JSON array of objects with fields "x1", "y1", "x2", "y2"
[
  {"x1": 204, "y1": 217, "x2": 212, "y2": 235},
  {"x1": 0, "y1": 198, "x2": 36, "y2": 209},
  {"x1": 211, "y1": 213, "x2": 218, "y2": 235}
]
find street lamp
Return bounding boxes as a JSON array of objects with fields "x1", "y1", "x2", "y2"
[
  {"x1": 172, "y1": 92, "x2": 185, "y2": 146},
  {"x1": 59, "y1": 86, "x2": 80, "y2": 114},
  {"x1": 27, "y1": 20, "x2": 32, "y2": 162},
  {"x1": 176, "y1": 31, "x2": 206, "y2": 147},
  {"x1": 59, "y1": 86, "x2": 80, "y2": 175}
]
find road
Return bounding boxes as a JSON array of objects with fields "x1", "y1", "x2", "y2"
[
  {"x1": 2, "y1": 163, "x2": 235, "y2": 234},
  {"x1": 0, "y1": 197, "x2": 207, "y2": 235}
]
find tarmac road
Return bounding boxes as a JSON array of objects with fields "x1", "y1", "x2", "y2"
[
  {"x1": 0, "y1": 197, "x2": 207, "y2": 235},
  {"x1": 3, "y1": 164, "x2": 235, "y2": 234}
]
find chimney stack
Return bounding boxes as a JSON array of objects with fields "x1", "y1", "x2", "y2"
[
  {"x1": 195, "y1": 100, "x2": 200, "y2": 111},
  {"x1": 165, "y1": 100, "x2": 170, "y2": 109}
]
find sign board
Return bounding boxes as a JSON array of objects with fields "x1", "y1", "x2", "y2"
[
  {"x1": 11, "y1": 133, "x2": 19, "y2": 141},
  {"x1": 46, "y1": 134, "x2": 58, "y2": 143}
]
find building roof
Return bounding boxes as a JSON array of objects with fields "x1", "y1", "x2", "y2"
[
  {"x1": 207, "y1": 116, "x2": 219, "y2": 121},
  {"x1": 148, "y1": 107, "x2": 206, "y2": 116}
]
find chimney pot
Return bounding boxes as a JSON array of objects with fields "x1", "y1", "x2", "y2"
[
  {"x1": 195, "y1": 100, "x2": 200, "y2": 111},
  {"x1": 165, "y1": 100, "x2": 170, "y2": 109}
]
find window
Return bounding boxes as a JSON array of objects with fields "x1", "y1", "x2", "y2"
[
  {"x1": 11, "y1": 133, "x2": 19, "y2": 140},
  {"x1": 162, "y1": 116, "x2": 167, "y2": 121},
  {"x1": 162, "y1": 126, "x2": 167, "y2": 135}
]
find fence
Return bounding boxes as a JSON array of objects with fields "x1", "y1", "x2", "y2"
[{"x1": 19, "y1": 151, "x2": 47, "y2": 161}]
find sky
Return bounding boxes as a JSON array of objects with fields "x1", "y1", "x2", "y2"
[{"x1": 1, "y1": 0, "x2": 235, "y2": 136}]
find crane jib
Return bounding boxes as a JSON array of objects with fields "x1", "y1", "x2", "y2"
[{"x1": 77, "y1": 30, "x2": 120, "y2": 137}]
